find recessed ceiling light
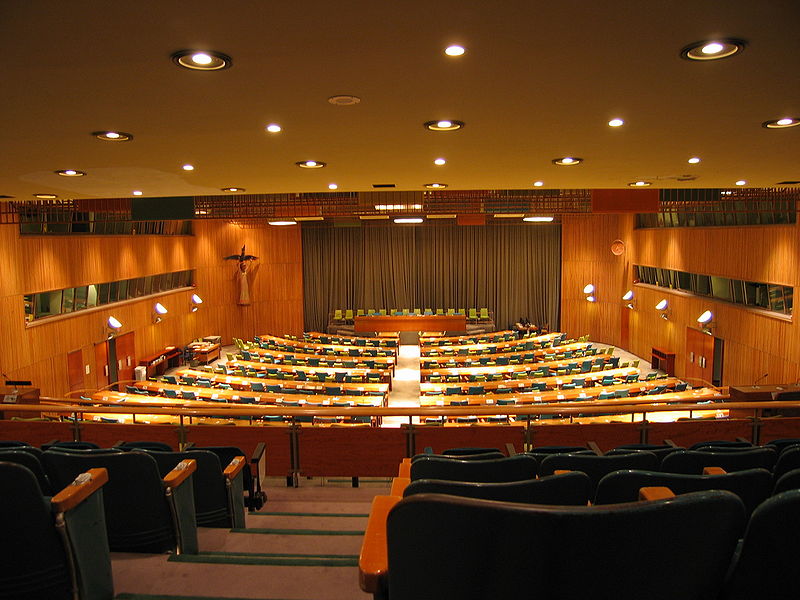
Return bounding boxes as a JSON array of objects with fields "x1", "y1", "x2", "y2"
[
  {"x1": 171, "y1": 49, "x2": 232, "y2": 71},
  {"x1": 444, "y1": 45, "x2": 465, "y2": 56},
  {"x1": 688, "y1": 157, "x2": 701, "y2": 164},
  {"x1": 608, "y1": 118, "x2": 624, "y2": 127},
  {"x1": 296, "y1": 160, "x2": 326, "y2": 169},
  {"x1": 265, "y1": 123, "x2": 282, "y2": 133},
  {"x1": 735, "y1": 180, "x2": 747, "y2": 186},
  {"x1": 762, "y1": 117, "x2": 800, "y2": 129},
  {"x1": 533, "y1": 181, "x2": 544, "y2": 187},
  {"x1": 552, "y1": 157, "x2": 583, "y2": 166},
  {"x1": 628, "y1": 181, "x2": 651, "y2": 187},
  {"x1": 92, "y1": 130, "x2": 133, "y2": 142},
  {"x1": 424, "y1": 120, "x2": 464, "y2": 132},
  {"x1": 221, "y1": 187, "x2": 245, "y2": 192},
  {"x1": 523, "y1": 216, "x2": 554, "y2": 222},
  {"x1": 55, "y1": 169, "x2": 86, "y2": 177},
  {"x1": 680, "y1": 38, "x2": 746, "y2": 61},
  {"x1": 394, "y1": 218, "x2": 424, "y2": 224},
  {"x1": 132, "y1": 190, "x2": 143, "y2": 196},
  {"x1": 328, "y1": 183, "x2": 338, "y2": 190},
  {"x1": 34, "y1": 193, "x2": 58, "y2": 199},
  {"x1": 434, "y1": 158, "x2": 447, "y2": 165},
  {"x1": 424, "y1": 183, "x2": 448, "y2": 189},
  {"x1": 268, "y1": 220, "x2": 297, "y2": 226},
  {"x1": 327, "y1": 95, "x2": 361, "y2": 106},
  {"x1": 182, "y1": 164, "x2": 194, "y2": 171}
]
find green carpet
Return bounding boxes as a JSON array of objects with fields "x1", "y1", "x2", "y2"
[
  {"x1": 231, "y1": 527, "x2": 364, "y2": 535},
  {"x1": 252, "y1": 511, "x2": 369, "y2": 517},
  {"x1": 168, "y1": 550, "x2": 358, "y2": 567}
]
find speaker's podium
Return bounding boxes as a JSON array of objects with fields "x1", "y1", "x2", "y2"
[
  {"x1": 1, "y1": 384, "x2": 39, "y2": 419},
  {"x1": 728, "y1": 384, "x2": 800, "y2": 417}
]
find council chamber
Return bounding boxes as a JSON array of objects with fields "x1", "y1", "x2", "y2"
[{"x1": 1, "y1": 3, "x2": 799, "y2": 600}]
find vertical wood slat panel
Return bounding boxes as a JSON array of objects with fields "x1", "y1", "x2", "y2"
[
  {"x1": 0, "y1": 221, "x2": 304, "y2": 396},
  {"x1": 562, "y1": 214, "x2": 800, "y2": 386}
]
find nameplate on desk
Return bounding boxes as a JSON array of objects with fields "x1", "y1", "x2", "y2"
[{"x1": 3, "y1": 394, "x2": 18, "y2": 403}]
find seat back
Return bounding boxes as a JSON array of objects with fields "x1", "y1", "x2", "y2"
[
  {"x1": 0, "y1": 449, "x2": 52, "y2": 495},
  {"x1": 608, "y1": 444, "x2": 683, "y2": 466},
  {"x1": 142, "y1": 450, "x2": 232, "y2": 527},
  {"x1": 404, "y1": 472, "x2": 591, "y2": 505},
  {"x1": 721, "y1": 489, "x2": 800, "y2": 600},
  {"x1": 595, "y1": 468, "x2": 772, "y2": 517},
  {"x1": 42, "y1": 449, "x2": 181, "y2": 553},
  {"x1": 0, "y1": 462, "x2": 74, "y2": 600},
  {"x1": 662, "y1": 448, "x2": 777, "y2": 474},
  {"x1": 410, "y1": 455, "x2": 537, "y2": 483},
  {"x1": 386, "y1": 491, "x2": 745, "y2": 600},
  {"x1": 539, "y1": 451, "x2": 659, "y2": 494},
  {"x1": 411, "y1": 452, "x2": 504, "y2": 463},
  {"x1": 772, "y1": 446, "x2": 800, "y2": 480}
]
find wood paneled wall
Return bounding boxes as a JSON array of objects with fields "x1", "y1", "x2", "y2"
[
  {"x1": 0, "y1": 221, "x2": 303, "y2": 396},
  {"x1": 562, "y1": 215, "x2": 800, "y2": 387},
  {"x1": 560, "y1": 213, "x2": 633, "y2": 347}
]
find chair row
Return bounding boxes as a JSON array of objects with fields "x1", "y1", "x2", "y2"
[{"x1": 331, "y1": 307, "x2": 492, "y2": 321}]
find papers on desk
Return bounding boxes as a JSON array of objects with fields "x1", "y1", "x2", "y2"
[
  {"x1": 534, "y1": 396, "x2": 542, "y2": 402},
  {"x1": 211, "y1": 394, "x2": 219, "y2": 400},
  {"x1": 436, "y1": 400, "x2": 444, "y2": 406},
  {"x1": 557, "y1": 394, "x2": 565, "y2": 400},
  {"x1": 486, "y1": 398, "x2": 494, "y2": 405}
]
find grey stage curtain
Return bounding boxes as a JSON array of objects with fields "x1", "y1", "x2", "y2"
[{"x1": 302, "y1": 223, "x2": 560, "y2": 332}]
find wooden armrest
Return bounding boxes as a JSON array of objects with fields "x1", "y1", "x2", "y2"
[
  {"x1": 391, "y1": 477, "x2": 410, "y2": 497},
  {"x1": 554, "y1": 469, "x2": 572, "y2": 475},
  {"x1": 505, "y1": 442, "x2": 517, "y2": 456},
  {"x1": 359, "y1": 495, "x2": 402, "y2": 593},
  {"x1": 664, "y1": 439, "x2": 678, "y2": 448},
  {"x1": 52, "y1": 468, "x2": 109, "y2": 513},
  {"x1": 587, "y1": 441, "x2": 602, "y2": 456},
  {"x1": 251, "y1": 442, "x2": 266, "y2": 465},
  {"x1": 163, "y1": 459, "x2": 197, "y2": 488},
  {"x1": 398, "y1": 458, "x2": 411, "y2": 478},
  {"x1": 223, "y1": 455, "x2": 247, "y2": 481},
  {"x1": 639, "y1": 486, "x2": 675, "y2": 501},
  {"x1": 703, "y1": 466, "x2": 727, "y2": 475}
]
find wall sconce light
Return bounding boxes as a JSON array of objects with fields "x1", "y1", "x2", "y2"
[
  {"x1": 191, "y1": 293, "x2": 203, "y2": 312},
  {"x1": 622, "y1": 289, "x2": 636, "y2": 309},
  {"x1": 583, "y1": 284, "x2": 596, "y2": 302},
  {"x1": 106, "y1": 315, "x2": 123, "y2": 339},
  {"x1": 655, "y1": 298, "x2": 670, "y2": 320},
  {"x1": 153, "y1": 302, "x2": 168, "y2": 323},
  {"x1": 697, "y1": 310, "x2": 715, "y2": 334}
]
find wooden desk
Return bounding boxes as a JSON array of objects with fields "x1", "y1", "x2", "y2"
[
  {"x1": 188, "y1": 342, "x2": 220, "y2": 364},
  {"x1": 419, "y1": 333, "x2": 562, "y2": 356},
  {"x1": 138, "y1": 346, "x2": 182, "y2": 378},
  {"x1": 258, "y1": 334, "x2": 398, "y2": 356},
  {"x1": 419, "y1": 330, "x2": 518, "y2": 346},
  {"x1": 0, "y1": 386, "x2": 40, "y2": 419},
  {"x1": 728, "y1": 384, "x2": 800, "y2": 417},
  {"x1": 651, "y1": 347, "x2": 676, "y2": 376},
  {"x1": 354, "y1": 315, "x2": 467, "y2": 333}
]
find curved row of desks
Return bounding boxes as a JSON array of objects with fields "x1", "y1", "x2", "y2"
[
  {"x1": 226, "y1": 359, "x2": 392, "y2": 385},
  {"x1": 419, "y1": 333, "x2": 567, "y2": 356},
  {"x1": 419, "y1": 330, "x2": 551, "y2": 346},
  {"x1": 254, "y1": 334, "x2": 398, "y2": 357},
  {"x1": 420, "y1": 355, "x2": 616, "y2": 381},
  {"x1": 240, "y1": 347, "x2": 396, "y2": 370}
]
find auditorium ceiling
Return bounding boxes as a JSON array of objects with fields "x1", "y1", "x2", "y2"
[{"x1": 1, "y1": 1, "x2": 798, "y2": 203}]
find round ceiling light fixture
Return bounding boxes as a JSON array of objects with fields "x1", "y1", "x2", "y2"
[
  {"x1": 34, "y1": 193, "x2": 58, "y2": 199},
  {"x1": 735, "y1": 180, "x2": 747, "y2": 186},
  {"x1": 221, "y1": 187, "x2": 245, "y2": 192},
  {"x1": 55, "y1": 169, "x2": 86, "y2": 177},
  {"x1": 327, "y1": 95, "x2": 361, "y2": 106},
  {"x1": 434, "y1": 158, "x2": 447, "y2": 166},
  {"x1": 171, "y1": 49, "x2": 232, "y2": 71},
  {"x1": 92, "y1": 130, "x2": 133, "y2": 142},
  {"x1": 533, "y1": 181, "x2": 544, "y2": 187},
  {"x1": 444, "y1": 45, "x2": 465, "y2": 56},
  {"x1": 424, "y1": 120, "x2": 464, "y2": 132},
  {"x1": 628, "y1": 181, "x2": 651, "y2": 187},
  {"x1": 424, "y1": 183, "x2": 448, "y2": 189},
  {"x1": 680, "y1": 38, "x2": 746, "y2": 61},
  {"x1": 328, "y1": 183, "x2": 338, "y2": 190},
  {"x1": 552, "y1": 157, "x2": 583, "y2": 166},
  {"x1": 132, "y1": 190, "x2": 143, "y2": 196},
  {"x1": 762, "y1": 117, "x2": 800, "y2": 129},
  {"x1": 296, "y1": 160, "x2": 326, "y2": 169},
  {"x1": 265, "y1": 123, "x2": 282, "y2": 133},
  {"x1": 608, "y1": 118, "x2": 624, "y2": 127},
  {"x1": 688, "y1": 157, "x2": 701, "y2": 164}
]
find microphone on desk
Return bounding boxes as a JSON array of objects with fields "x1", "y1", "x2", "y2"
[{"x1": 753, "y1": 373, "x2": 769, "y2": 385}]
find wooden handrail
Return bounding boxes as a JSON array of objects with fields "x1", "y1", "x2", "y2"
[
  {"x1": 390, "y1": 477, "x2": 410, "y2": 496},
  {"x1": 51, "y1": 468, "x2": 109, "y2": 512},
  {"x1": 223, "y1": 455, "x2": 247, "y2": 481},
  {"x1": 163, "y1": 459, "x2": 196, "y2": 488}
]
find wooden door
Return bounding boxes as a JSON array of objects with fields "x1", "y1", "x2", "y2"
[
  {"x1": 115, "y1": 332, "x2": 136, "y2": 383},
  {"x1": 94, "y1": 341, "x2": 109, "y2": 389},
  {"x1": 685, "y1": 327, "x2": 714, "y2": 386},
  {"x1": 66, "y1": 349, "x2": 85, "y2": 392}
]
